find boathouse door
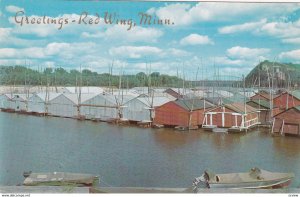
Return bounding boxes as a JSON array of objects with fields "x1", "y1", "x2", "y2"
[{"x1": 283, "y1": 123, "x2": 300, "y2": 135}]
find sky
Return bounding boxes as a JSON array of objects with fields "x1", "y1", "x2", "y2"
[{"x1": 0, "y1": 0, "x2": 300, "y2": 80}]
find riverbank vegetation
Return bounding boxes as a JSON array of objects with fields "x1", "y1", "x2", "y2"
[{"x1": 0, "y1": 66, "x2": 183, "y2": 88}]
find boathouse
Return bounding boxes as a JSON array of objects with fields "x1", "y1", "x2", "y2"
[
  {"x1": 47, "y1": 93, "x2": 80, "y2": 118},
  {"x1": 247, "y1": 99, "x2": 271, "y2": 125},
  {"x1": 11, "y1": 94, "x2": 29, "y2": 112},
  {"x1": 0, "y1": 94, "x2": 14, "y2": 111},
  {"x1": 202, "y1": 103, "x2": 259, "y2": 131},
  {"x1": 122, "y1": 95, "x2": 171, "y2": 123},
  {"x1": 272, "y1": 105, "x2": 300, "y2": 136},
  {"x1": 273, "y1": 90, "x2": 300, "y2": 110},
  {"x1": 80, "y1": 93, "x2": 122, "y2": 121},
  {"x1": 154, "y1": 99, "x2": 214, "y2": 128},
  {"x1": 27, "y1": 93, "x2": 61, "y2": 114}
]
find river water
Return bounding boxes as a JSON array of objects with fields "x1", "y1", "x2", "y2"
[{"x1": 0, "y1": 112, "x2": 299, "y2": 188}]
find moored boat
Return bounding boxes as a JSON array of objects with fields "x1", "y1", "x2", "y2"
[
  {"x1": 23, "y1": 172, "x2": 99, "y2": 187},
  {"x1": 192, "y1": 167, "x2": 294, "y2": 190}
]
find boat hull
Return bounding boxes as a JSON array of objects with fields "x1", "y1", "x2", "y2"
[
  {"x1": 193, "y1": 168, "x2": 294, "y2": 190},
  {"x1": 209, "y1": 178, "x2": 292, "y2": 189}
]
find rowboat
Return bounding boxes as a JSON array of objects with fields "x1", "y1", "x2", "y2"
[
  {"x1": 192, "y1": 167, "x2": 294, "y2": 190},
  {"x1": 23, "y1": 172, "x2": 99, "y2": 187}
]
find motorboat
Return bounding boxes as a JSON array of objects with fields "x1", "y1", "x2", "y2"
[
  {"x1": 23, "y1": 172, "x2": 99, "y2": 187},
  {"x1": 192, "y1": 167, "x2": 294, "y2": 190}
]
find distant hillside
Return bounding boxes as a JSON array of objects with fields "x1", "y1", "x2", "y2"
[{"x1": 245, "y1": 60, "x2": 300, "y2": 88}]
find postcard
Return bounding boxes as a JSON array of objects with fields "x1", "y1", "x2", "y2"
[{"x1": 0, "y1": 0, "x2": 299, "y2": 195}]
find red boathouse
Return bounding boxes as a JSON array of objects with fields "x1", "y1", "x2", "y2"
[
  {"x1": 272, "y1": 105, "x2": 300, "y2": 136},
  {"x1": 202, "y1": 103, "x2": 259, "y2": 131},
  {"x1": 154, "y1": 99, "x2": 214, "y2": 128}
]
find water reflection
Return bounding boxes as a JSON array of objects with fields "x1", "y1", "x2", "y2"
[
  {"x1": 272, "y1": 135, "x2": 300, "y2": 158},
  {"x1": 152, "y1": 129, "x2": 201, "y2": 148},
  {"x1": 209, "y1": 132, "x2": 241, "y2": 150},
  {"x1": 152, "y1": 128, "x2": 246, "y2": 151}
]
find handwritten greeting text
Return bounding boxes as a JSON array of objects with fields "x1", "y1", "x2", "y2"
[{"x1": 14, "y1": 11, "x2": 175, "y2": 30}]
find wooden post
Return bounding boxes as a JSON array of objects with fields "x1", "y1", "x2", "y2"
[
  {"x1": 203, "y1": 114, "x2": 207, "y2": 126},
  {"x1": 271, "y1": 118, "x2": 275, "y2": 133},
  {"x1": 280, "y1": 120, "x2": 285, "y2": 136},
  {"x1": 241, "y1": 114, "x2": 245, "y2": 129},
  {"x1": 235, "y1": 115, "x2": 238, "y2": 127},
  {"x1": 222, "y1": 112, "x2": 225, "y2": 127}
]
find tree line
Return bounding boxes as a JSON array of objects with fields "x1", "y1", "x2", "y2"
[
  {"x1": 3, "y1": 61, "x2": 297, "y2": 89},
  {"x1": 0, "y1": 65, "x2": 184, "y2": 88}
]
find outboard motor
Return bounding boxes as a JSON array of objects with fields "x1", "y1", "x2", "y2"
[
  {"x1": 23, "y1": 171, "x2": 32, "y2": 178},
  {"x1": 192, "y1": 173, "x2": 210, "y2": 192}
]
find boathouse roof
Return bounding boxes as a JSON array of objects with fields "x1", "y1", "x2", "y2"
[
  {"x1": 251, "y1": 91, "x2": 272, "y2": 100},
  {"x1": 291, "y1": 90, "x2": 300, "y2": 100},
  {"x1": 247, "y1": 99, "x2": 271, "y2": 109},
  {"x1": 139, "y1": 97, "x2": 170, "y2": 108},
  {"x1": 273, "y1": 104, "x2": 300, "y2": 117},
  {"x1": 125, "y1": 95, "x2": 171, "y2": 108},
  {"x1": 35, "y1": 92, "x2": 62, "y2": 101},
  {"x1": 294, "y1": 105, "x2": 300, "y2": 111},
  {"x1": 273, "y1": 90, "x2": 300, "y2": 100},
  {"x1": 223, "y1": 93, "x2": 250, "y2": 104},
  {"x1": 12, "y1": 94, "x2": 32, "y2": 101},
  {"x1": 3, "y1": 94, "x2": 13, "y2": 99},
  {"x1": 174, "y1": 99, "x2": 214, "y2": 111},
  {"x1": 225, "y1": 103, "x2": 258, "y2": 114},
  {"x1": 203, "y1": 97, "x2": 222, "y2": 106},
  {"x1": 62, "y1": 86, "x2": 104, "y2": 94}
]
